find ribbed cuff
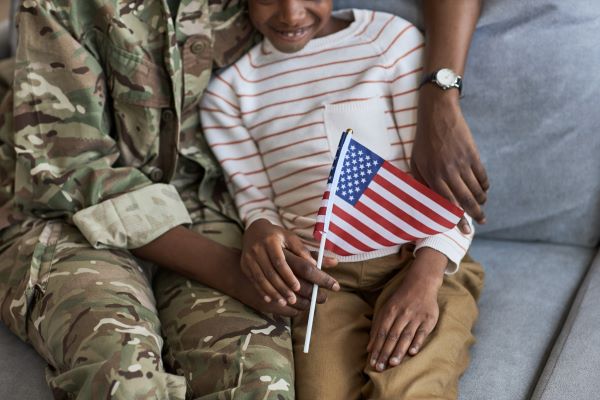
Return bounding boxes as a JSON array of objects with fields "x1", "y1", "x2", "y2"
[
  {"x1": 245, "y1": 209, "x2": 282, "y2": 228},
  {"x1": 414, "y1": 235, "x2": 466, "y2": 275},
  {"x1": 73, "y1": 184, "x2": 192, "y2": 249}
]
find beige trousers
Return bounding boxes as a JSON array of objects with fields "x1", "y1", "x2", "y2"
[{"x1": 293, "y1": 246, "x2": 484, "y2": 400}]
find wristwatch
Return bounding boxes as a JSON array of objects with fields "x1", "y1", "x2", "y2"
[{"x1": 420, "y1": 68, "x2": 463, "y2": 94}]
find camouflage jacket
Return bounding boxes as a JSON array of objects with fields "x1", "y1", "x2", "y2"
[{"x1": 0, "y1": 0, "x2": 255, "y2": 249}]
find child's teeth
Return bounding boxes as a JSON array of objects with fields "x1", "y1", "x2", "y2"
[{"x1": 283, "y1": 29, "x2": 304, "y2": 37}]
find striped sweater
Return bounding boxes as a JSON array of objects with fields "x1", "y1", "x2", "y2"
[{"x1": 201, "y1": 9, "x2": 473, "y2": 270}]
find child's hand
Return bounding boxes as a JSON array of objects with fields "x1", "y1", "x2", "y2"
[
  {"x1": 242, "y1": 219, "x2": 339, "y2": 307},
  {"x1": 367, "y1": 248, "x2": 447, "y2": 372}
]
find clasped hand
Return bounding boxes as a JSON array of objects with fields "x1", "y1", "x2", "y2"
[{"x1": 241, "y1": 219, "x2": 340, "y2": 316}]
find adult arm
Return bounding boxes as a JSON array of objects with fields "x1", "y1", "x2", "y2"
[
  {"x1": 131, "y1": 226, "x2": 334, "y2": 316},
  {"x1": 413, "y1": 0, "x2": 489, "y2": 231}
]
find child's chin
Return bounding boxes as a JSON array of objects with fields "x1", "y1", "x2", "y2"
[{"x1": 271, "y1": 41, "x2": 309, "y2": 54}]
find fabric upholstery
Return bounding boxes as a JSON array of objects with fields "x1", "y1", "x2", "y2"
[
  {"x1": 459, "y1": 239, "x2": 594, "y2": 400},
  {"x1": 530, "y1": 250, "x2": 600, "y2": 400}
]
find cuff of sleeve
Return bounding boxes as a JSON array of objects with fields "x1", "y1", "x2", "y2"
[
  {"x1": 245, "y1": 209, "x2": 282, "y2": 228},
  {"x1": 73, "y1": 184, "x2": 192, "y2": 249},
  {"x1": 414, "y1": 236, "x2": 466, "y2": 275}
]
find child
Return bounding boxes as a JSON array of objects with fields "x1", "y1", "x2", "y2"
[{"x1": 201, "y1": 1, "x2": 484, "y2": 399}]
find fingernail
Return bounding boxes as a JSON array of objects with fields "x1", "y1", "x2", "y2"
[
  {"x1": 389, "y1": 357, "x2": 400, "y2": 365},
  {"x1": 278, "y1": 299, "x2": 287, "y2": 306},
  {"x1": 377, "y1": 363, "x2": 385, "y2": 371},
  {"x1": 332, "y1": 282, "x2": 340, "y2": 291},
  {"x1": 293, "y1": 282, "x2": 301, "y2": 291},
  {"x1": 288, "y1": 295, "x2": 296, "y2": 304},
  {"x1": 264, "y1": 296, "x2": 271, "y2": 303},
  {"x1": 463, "y1": 225, "x2": 471, "y2": 234},
  {"x1": 370, "y1": 358, "x2": 376, "y2": 367},
  {"x1": 409, "y1": 347, "x2": 418, "y2": 354}
]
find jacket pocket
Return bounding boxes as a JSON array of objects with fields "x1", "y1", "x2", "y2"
[
  {"x1": 105, "y1": 45, "x2": 171, "y2": 108},
  {"x1": 323, "y1": 97, "x2": 391, "y2": 160},
  {"x1": 103, "y1": 44, "x2": 174, "y2": 168}
]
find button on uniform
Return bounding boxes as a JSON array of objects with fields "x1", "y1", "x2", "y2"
[
  {"x1": 162, "y1": 109, "x2": 175, "y2": 123},
  {"x1": 149, "y1": 167, "x2": 164, "y2": 182},
  {"x1": 191, "y1": 41, "x2": 207, "y2": 55}
]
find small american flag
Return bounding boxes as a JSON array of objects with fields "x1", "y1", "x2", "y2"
[{"x1": 314, "y1": 130, "x2": 464, "y2": 256}]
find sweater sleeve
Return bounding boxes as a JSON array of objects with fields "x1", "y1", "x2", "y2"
[
  {"x1": 384, "y1": 17, "x2": 473, "y2": 272},
  {"x1": 201, "y1": 72, "x2": 281, "y2": 227},
  {"x1": 11, "y1": 1, "x2": 191, "y2": 249}
]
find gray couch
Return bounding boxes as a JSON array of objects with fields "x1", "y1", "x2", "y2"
[{"x1": 1, "y1": 0, "x2": 599, "y2": 399}]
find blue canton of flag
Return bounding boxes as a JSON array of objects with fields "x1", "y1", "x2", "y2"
[{"x1": 336, "y1": 140, "x2": 384, "y2": 206}]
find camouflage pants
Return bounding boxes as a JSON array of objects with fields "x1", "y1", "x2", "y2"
[{"x1": 0, "y1": 218, "x2": 294, "y2": 400}]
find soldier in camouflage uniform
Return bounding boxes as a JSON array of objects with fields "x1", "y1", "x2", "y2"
[{"x1": 0, "y1": 0, "x2": 338, "y2": 398}]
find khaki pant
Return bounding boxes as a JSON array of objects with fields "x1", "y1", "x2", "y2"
[{"x1": 293, "y1": 246, "x2": 484, "y2": 400}]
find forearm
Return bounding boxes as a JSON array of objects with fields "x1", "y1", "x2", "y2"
[
  {"x1": 131, "y1": 225, "x2": 241, "y2": 295},
  {"x1": 422, "y1": 0, "x2": 481, "y2": 75},
  {"x1": 406, "y1": 247, "x2": 448, "y2": 291}
]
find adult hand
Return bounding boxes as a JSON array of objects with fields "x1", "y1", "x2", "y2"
[
  {"x1": 367, "y1": 248, "x2": 445, "y2": 371},
  {"x1": 412, "y1": 86, "x2": 489, "y2": 233},
  {"x1": 241, "y1": 219, "x2": 339, "y2": 307}
]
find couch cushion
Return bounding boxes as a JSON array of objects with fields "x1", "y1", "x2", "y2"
[
  {"x1": 531, "y1": 249, "x2": 600, "y2": 400},
  {"x1": 459, "y1": 239, "x2": 595, "y2": 400},
  {"x1": 0, "y1": 324, "x2": 51, "y2": 399},
  {"x1": 0, "y1": 239, "x2": 593, "y2": 400},
  {"x1": 334, "y1": 0, "x2": 600, "y2": 247}
]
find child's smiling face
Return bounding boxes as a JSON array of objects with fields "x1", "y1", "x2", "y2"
[{"x1": 248, "y1": 0, "x2": 338, "y2": 53}]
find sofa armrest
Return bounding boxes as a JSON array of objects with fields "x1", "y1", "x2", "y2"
[{"x1": 531, "y1": 248, "x2": 600, "y2": 399}]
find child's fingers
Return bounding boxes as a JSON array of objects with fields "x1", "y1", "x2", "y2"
[
  {"x1": 256, "y1": 246, "x2": 297, "y2": 304},
  {"x1": 368, "y1": 316, "x2": 394, "y2": 369},
  {"x1": 243, "y1": 254, "x2": 284, "y2": 305},
  {"x1": 388, "y1": 322, "x2": 420, "y2": 367},
  {"x1": 375, "y1": 319, "x2": 411, "y2": 371},
  {"x1": 408, "y1": 323, "x2": 434, "y2": 356},
  {"x1": 286, "y1": 234, "x2": 315, "y2": 262},
  {"x1": 266, "y1": 245, "x2": 301, "y2": 293}
]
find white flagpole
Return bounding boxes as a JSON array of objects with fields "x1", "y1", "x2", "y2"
[
  {"x1": 303, "y1": 129, "x2": 353, "y2": 353},
  {"x1": 302, "y1": 233, "x2": 328, "y2": 353}
]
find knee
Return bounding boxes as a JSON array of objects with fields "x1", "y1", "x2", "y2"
[{"x1": 47, "y1": 356, "x2": 187, "y2": 400}]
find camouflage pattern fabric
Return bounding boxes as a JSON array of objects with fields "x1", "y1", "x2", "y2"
[
  {"x1": 0, "y1": 0, "x2": 293, "y2": 398},
  {"x1": 0, "y1": 218, "x2": 293, "y2": 399},
  {"x1": 0, "y1": 0, "x2": 256, "y2": 247}
]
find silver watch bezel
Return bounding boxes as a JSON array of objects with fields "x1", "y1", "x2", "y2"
[{"x1": 434, "y1": 68, "x2": 460, "y2": 90}]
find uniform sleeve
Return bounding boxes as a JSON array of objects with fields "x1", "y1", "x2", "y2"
[
  {"x1": 201, "y1": 73, "x2": 281, "y2": 227},
  {"x1": 12, "y1": 1, "x2": 191, "y2": 249},
  {"x1": 384, "y1": 18, "x2": 473, "y2": 273}
]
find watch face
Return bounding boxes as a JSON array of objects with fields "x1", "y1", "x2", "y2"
[{"x1": 436, "y1": 68, "x2": 457, "y2": 87}]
